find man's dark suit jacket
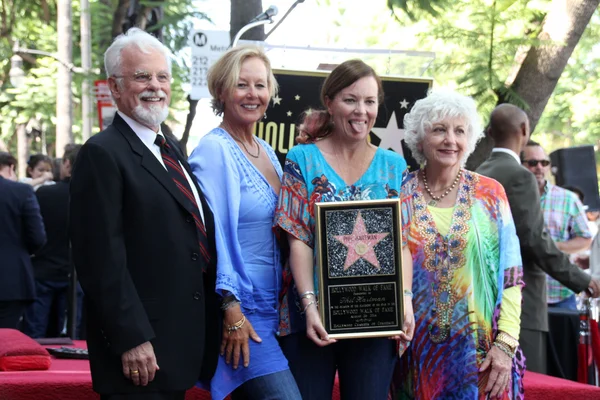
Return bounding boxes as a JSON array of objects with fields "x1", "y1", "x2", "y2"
[
  {"x1": 34, "y1": 179, "x2": 71, "y2": 281},
  {"x1": 477, "y1": 150, "x2": 590, "y2": 332},
  {"x1": 69, "y1": 114, "x2": 219, "y2": 395},
  {"x1": 0, "y1": 177, "x2": 46, "y2": 302}
]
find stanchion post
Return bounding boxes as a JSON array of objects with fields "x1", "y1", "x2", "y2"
[{"x1": 66, "y1": 265, "x2": 78, "y2": 339}]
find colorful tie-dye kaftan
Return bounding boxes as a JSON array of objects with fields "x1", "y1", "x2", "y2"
[{"x1": 395, "y1": 170, "x2": 525, "y2": 400}]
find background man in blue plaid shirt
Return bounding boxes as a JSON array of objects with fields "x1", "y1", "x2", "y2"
[{"x1": 522, "y1": 141, "x2": 593, "y2": 310}]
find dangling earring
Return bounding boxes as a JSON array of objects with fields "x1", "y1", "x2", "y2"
[{"x1": 263, "y1": 112, "x2": 267, "y2": 120}]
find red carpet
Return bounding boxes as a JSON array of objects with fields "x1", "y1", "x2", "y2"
[
  {"x1": 524, "y1": 370, "x2": 600, "y2": 399},
  {"x1": 0, "y1": 341, "x2": 598, "y2": 399}
]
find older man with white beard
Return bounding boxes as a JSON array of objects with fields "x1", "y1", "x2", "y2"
[{"x1": 69, "y1": 28, "x2": 219, "y2": 400}]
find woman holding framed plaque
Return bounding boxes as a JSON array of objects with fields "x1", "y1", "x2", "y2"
[
  {"x1": 397, "y1": 89, "x2": 524, "y2": 399},
  {"x1": 189, "y1": 46, "x2": 301, "y2": 400},
  {"x1": 275, "y1": 59, "x2": 415, "y2": 400}
]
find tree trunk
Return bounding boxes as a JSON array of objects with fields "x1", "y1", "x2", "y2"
[
  {"x1": 467, "y1": 0, "x2": 599, "y2": 170},
  {"x1": 510, "y1": 0, "x2": 600, "y2": 132},
  {"x1": 56, "y1": 0, "x2": 73, "y2": 158},
  {"x1": 136, "y1": 6, "x2": 153, "y2": 30},
  {"x1": 80, "y1": 0, "x2": 93, "y2": 141},
  {"x1": 179, "y1": 96, "x2": 199, "y2": 157},
  {"x1": 176, "y1": 1, "x2": 264, "y2": 154},
  {"x1": 98, "y1": 0, "x2": 114, "y2": 51},
  {"x1": 135, "y1": 2, "x2": 164, "y2": 41},
  {"x1": 230, "y1": 0, "x2": 265, "y2": 42},
  {"x1": 16, "y1": 124, "x2": 27, "y2": 179},
  {"x1": 466, "y1": 134, "x2": 496, "y2": 171},
  {"x1": 41, "y1": 0, "x2": 51, "y2": 23},
  {"x1": 112, "y1": 0, "x2": 130, "y2": 38}
]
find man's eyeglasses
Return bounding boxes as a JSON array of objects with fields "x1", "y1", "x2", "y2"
[
  {"x1": 113, "y1": 72, "x2": 172, "y2": 84},
  {"x1": 522, "y1": 159, "x2": 550, "y2": 167}
]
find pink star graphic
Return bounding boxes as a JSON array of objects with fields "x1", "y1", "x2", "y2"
[{"x1": 334, "y1": 211, "x2": 389, "y2": 271}]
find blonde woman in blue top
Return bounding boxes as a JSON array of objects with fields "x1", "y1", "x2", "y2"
[{"x1": 189, "y1": 46, "x2": 301, "y2": 400}]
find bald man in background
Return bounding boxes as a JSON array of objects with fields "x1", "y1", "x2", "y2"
[{"x1": 476, "y1": 104, "x2": 600, "y2": 373}]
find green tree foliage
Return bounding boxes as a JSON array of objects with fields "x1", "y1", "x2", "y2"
[
  {"x1": 0, "y1": 0, "x2": 209, "y2": 156},
  {"x1": 0, "y1": 0, "x2": 60, "y2": 153},
  {"x1": 388, "y1": 0, "x2": 600, "y2": 165},
  {"x1": 387, "y1": 0, "x2": 449, "y2": 20},
  {"x1": 535, "y1": 12, "x2": 600, "y2": 148},
  {"x1": 408, "y1": 0, "x2": 545, "y2": 115}
]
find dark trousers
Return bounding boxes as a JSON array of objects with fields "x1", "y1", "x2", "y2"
[
  {"x1": 0, "y1": 300, "x2": 28, "y2": 329},
  {"x1": 101, "y1": 391, "x2": 185, "y2": 400},
  {"x1": 279, "y1": 333, "x2": 397, "y2": 400},
  {"x1": 521, "y1": 328, "x2": 547, "y2": 374},
  {"x1": 23, "y1": 279, "x2": 83, "y2": 338}
]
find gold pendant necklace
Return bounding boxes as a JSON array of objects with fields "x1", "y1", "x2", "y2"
[
  {"x1": 222, "y1": 123, "x2": 261, "y2": 159},
  {"x1": 232, "y1": 135, "x2": 261, "y2": 159}
]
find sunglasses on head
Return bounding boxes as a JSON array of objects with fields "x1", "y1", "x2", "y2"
[{"x1": 523, "y1": 159, "x2": 550, "y2": 167}]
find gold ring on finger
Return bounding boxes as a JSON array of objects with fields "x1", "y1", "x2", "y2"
[{"x1": 131, "y1": 370, "x2": 139, "y2": 374}]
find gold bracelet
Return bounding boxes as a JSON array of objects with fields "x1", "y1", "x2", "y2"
[
  {"x1": 496, "y1": 332, "x2": 518, "y2": 349},
  {"x1": 493, "y1": 342, "x2": 514, "y2": 359},
  {"x1": 226, "y1": 315, "x2": 246, "y2": 334},
  {"x1": 494, "y1": 331, "x2": 518, "y2": 358}
]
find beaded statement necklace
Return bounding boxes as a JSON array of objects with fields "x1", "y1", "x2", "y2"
[
  {"x1": 409, "y1": 170, "x2": 474, "y2": 343},
  {"x1": 422, "y1": 168, "x2": 462, "y2": 207}
]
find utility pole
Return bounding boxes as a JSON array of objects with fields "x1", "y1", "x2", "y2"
[
  {"x1": 56, "y1": 0, "x2": 73, "y2": 158},
  {"x1": 80, "y1": 0, "x2": 93, "y2": 141}
]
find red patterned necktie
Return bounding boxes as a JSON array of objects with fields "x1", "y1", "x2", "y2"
[{"x1": 154, "y1": 135, "x2": 211, "y2": 266}]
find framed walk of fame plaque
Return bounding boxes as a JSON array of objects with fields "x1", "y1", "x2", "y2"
[{"x1": 315, "y1": 199, "x2": 404, "y2": 339}]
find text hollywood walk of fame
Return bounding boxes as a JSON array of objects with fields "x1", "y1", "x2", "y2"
[{"x1": 252, "y1": 71, "x2": 431, "y2": 167}]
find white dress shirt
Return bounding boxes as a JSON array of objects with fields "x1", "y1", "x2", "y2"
[
  {"x1": 118, "y1": 111, "x2": 205, "y2": 222},
  {"x1": 492, "y1": 147, "x2": 521, "y2": 164}
]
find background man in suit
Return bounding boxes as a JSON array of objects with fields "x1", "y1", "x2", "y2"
[
  {"x1": 522, "y1": 141, "x2": 593, "y2": 310},
  {"x1": 24, "y1": 144, "x2": 83, "y2": 338},
  {"x1": 0, "y1": 151, "x2": 46, "y2": 329},
  {"x1": 477, "y1": 104, "x2": 600, "y2": 374},
  {"x1": 70, "y1": 28, "x2": 218, "y2": 400}
]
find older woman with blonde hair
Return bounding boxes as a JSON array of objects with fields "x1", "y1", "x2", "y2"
[
  {"x1": 396, "y1": 89, "x2": 525, "y2": 399},
  {"x1": 188, "y1": 46, "x2": 301, "y2": 400}
]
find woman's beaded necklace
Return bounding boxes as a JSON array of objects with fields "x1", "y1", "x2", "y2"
[{"x1": 422, "y1": 168, "x2": 462, "y2": 207}]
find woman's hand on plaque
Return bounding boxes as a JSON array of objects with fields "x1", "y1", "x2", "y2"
[
  {"x1": 304, "y1": 301, "x2": 337, "y2": 347},
  {"x1": 388, "y1": 298, "x2": 414, "y2": 341},
  {"x1": 400, "y1": 298, "x2": 415, "y2": 341}
]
